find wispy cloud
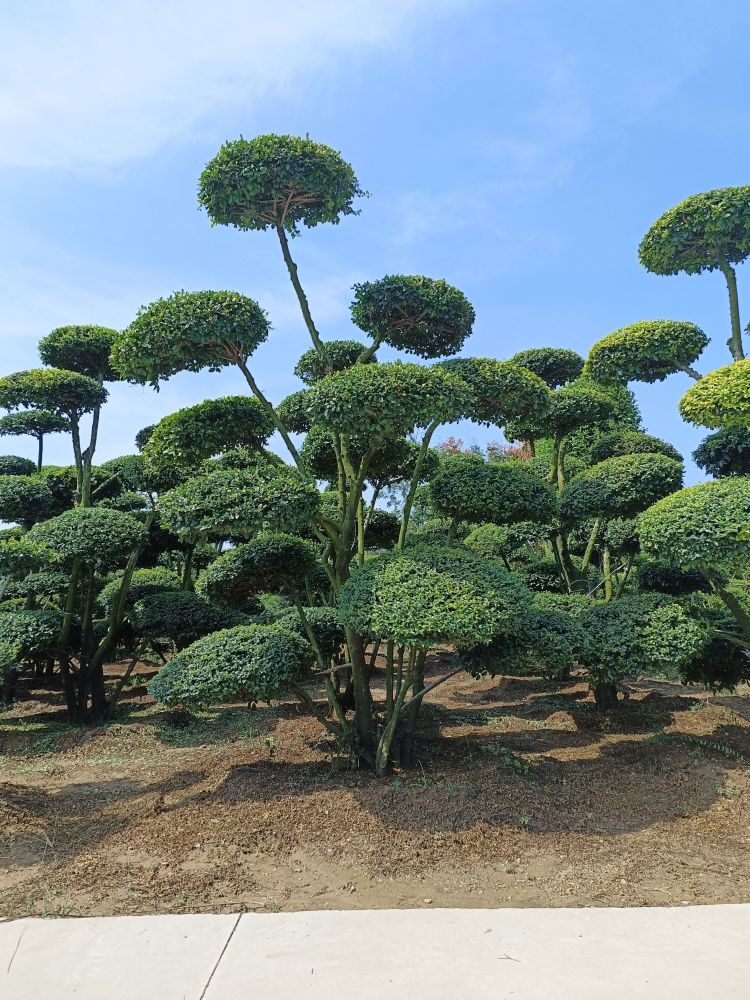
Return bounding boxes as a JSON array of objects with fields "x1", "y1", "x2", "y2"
[
  {"x1": 387, "y1": 52, "x2": 590, "y2": 252},
  {"x1": 0, "y1": 0, "x2": 459, "y2": 172}
]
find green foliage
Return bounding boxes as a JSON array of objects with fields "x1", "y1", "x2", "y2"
[
  {"x1": 440, "y1": 358, "x2": 550, "y2": 426},
  {"x1": 198, "y1": 133, "x2": 364, "y2": 235},
  {"x1": 586, "y1": 320, "x2": 708, "y2": 384},
  {"x1": 462, "y1": 606, "x2": 583, "y2": 680},
  {"x1": 28, "y1": 507, "x2": 146, "y2": 567},
  {"x1": 561, "y1": 453, "x2": 683, "y2": 522},
  {"x1": 639, "y1": 186, "x2": 750, "y2": 275},
  {"x1": 131, "y1": 590, "x2": 249, "y2": 650},
  {"x1": 0, "y1": 475, "x2": 56, "y2": 526},
  {"x1": 351, "y1": 275, "x2": 475, "y2": 358},
  {"x1": 112, "y1": 290, "x2": 270, "y2": 387},
  {"x1": 636, "y1": 560, "x2": 710, "y2": 596},
  {"x1": 339, "y1": 543, "x2": 530, "y2": 649},
  {"x1": 508, "y1": 348, "x2": 584, "y2": 388},
  {"x1": 601, "y1": 518, "x2": 640, "y2": 556},
  {"x1": 96, "y1": 491, "x2": 147, "y2": 514},
  {"x1": 590, "y1": 431, "x2": 682, "y2": 465},
  {"x1": 143, "y1": 396, "x2": 274, "y2": 475},
  {"x1": 97, "y1": 454, "x2": 150, "y2": 494},
  {"x1": 307, "y1": 361, "x2": 472, "y2": 439},
  {"x1": 276, "y1": 389, "x2": 314, "y2": 434},
  {"x1": 0, "y1": 608, "x2": 62, "y2": 666},
  {"x1": 505, "y1": 378, "x2": 617, "y2": 442},
  {"x1": 158, "y1": 467, "x2": 320, "y2": 541},
  {"x1": 639, "y1": 478, "x2": 750, "y2": 572},
  {"x1": 135, "y1": 425, "x2": 155, "y2": 451},
  {"x1": 197, "y1": 533, "x2": 319, "y2": 604},
  {"x1": 578, "y1": 595, "x2": 711, "y2": 689},
  {"x1": 429, "y1": 453, "x2": 558, "y2": 526},
  {"x1": 2, "y1": 569, "x2": 69, "y2": 600},
  {"x1": 0, "y1": 536, "x2": 51, "y2": 577},
  {"x1": 301, "y1": 427, "x2": 435, "y2": 488},
  {"x1": 464, "y1": 521, "x2": 550, "y2": 564},
  {"x1": 517, "y1": 557, "x2": 564, "y2": 593},
  {"x1": 97, "y1": 567, "x2": 182, "y2": 615},
  {"x1": 0, "y1": 410, "x2": 70, "y2": 443},
  {"x1": 149, "y1": 622, "x2": 311, "y2": 709},
  {"x1": 693, "y1": 426, "x2": 750, "y2": 478},
  {"x1": 0, "y1": 368, "x2": 107, "y2": 416},
  {"x1": 38, "y1": 325, "x2": 120, "y2": 381},
  {"x1": 0, "y1": 455, "x2": 37, "y2": 476},
  {"x1": 294, "y1": 340, "x2": 372, "y2": 383},
  {"x1": 679, "y1": 360, "x2": 750, "y2": 428},
  {"x1": 364, "y1": 509, "x2": 400, "y2": 549},
  {"x1": 679, "y1": 633, "x2": 750, "y2": 690},
  {"x1": 278, "y1": 605, "x2": 345, "y2": 661}
]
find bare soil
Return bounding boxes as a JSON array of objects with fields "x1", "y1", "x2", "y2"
[{"x1": 1, "y1": 656, "x2": 749, "y2": 917}]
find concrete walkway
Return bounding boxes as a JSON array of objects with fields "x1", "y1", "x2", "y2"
[{"x1": 1, "y1": 905, "x2": 749, "y2": 998}]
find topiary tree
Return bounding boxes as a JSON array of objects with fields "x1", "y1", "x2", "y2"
[
  {"x1": 428, "y1": 453, "x2": 558, "y2": 539},
  {"x1": 294, "y1": 340, "x2": 374, "y2": 383},
  {"x1": 561, "y1": 454, "x2": 684, "y2": 524},
  {"x1": 585, "y1": 321, "x2": 708, "y2": 383},
  {"x1": 0, "y1": 369, "x2": 108, "y2": 505},
  {"x1": 508, "y1": 347, "x2": 584, "y2": 388},
  {"x1": 0, "y1": 608, "x2": 62, "y2": 701},
  {"x1": 639, "y1": 186, "x2": 750, "y2": 361},
  {"x1": 693, "y1": 426, "x2": 750, "y2": 477},
  {"x1": 439, "y1": 357, "x2": 551, "y2": 428},
  {"x1": 97, "y1": 567, "x2": 182, "y2": 616},
  {"x1": 149, "y1": 622, "x2": 312, "y2": 711},
  {"x1": 679, "y1": 360, "x2": 750, "y2": 428},
  {"x1": 589, "y1": 430, "x2": 682, "y2": 465},
  {"x1": 38, "y1": 325, "x2": 120, "y2": 381},
  {"x1": 639, "y1": 478, "x2": 750, "y2": 643},
  {"x1": 199, "y1": 133, "x2": 364, "y2": 354},
  {"x1": 142, "y1": 396, "x2": 275, "y2": 480},
  {"x1": 577, "y1": 594, "x2": 712, "y2": 709},
  {"x1": 130, "y1": 590, "x2": 249, "y2": 651},
  {"x1": 0, "y1": 411, "x2": 69, "y2": 470},
  {"x1": 350, "y1": 275, "x2": 475, "y2": 359},
  {"x1": 0, "y1": 475, "x2": 56, "y2": 528},
  {"x1": 0, "y1": 455, "x2": 37, "y2": 477},
  {"x1": 27, "y1": 506, "x2": 149, "y2": 721},
  {"x1": 340, "y1": 543, "x2": 531, "y2": 772}
]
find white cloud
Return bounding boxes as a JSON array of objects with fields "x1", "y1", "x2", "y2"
[{"x1": 0, "y1": 0, "x2": 459, "y2": 171}]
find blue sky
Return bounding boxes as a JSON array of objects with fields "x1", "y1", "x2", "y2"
[{"x1": 1, "y1": 0, "x2": 749, "y2": 481}]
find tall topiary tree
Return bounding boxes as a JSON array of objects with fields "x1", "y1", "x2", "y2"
[
  {"x1": 639, "y1": 187, "x2": 750, "y2": 361},
  {"x1": 198, "y1": 134, "x2": 364, "y2": 354},
  {"x1": 0, "y1": 410, "x2": 70, "y2": 470}
]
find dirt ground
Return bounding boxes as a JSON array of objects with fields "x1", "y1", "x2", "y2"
[{"x1": 1, "y1": 655, "x2": 749, "y2": 917}]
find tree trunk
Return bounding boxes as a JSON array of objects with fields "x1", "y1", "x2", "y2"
[
  {"x1": 345, "y1": 627, "x2": 376, "y2": 761},
  {"x1": 593, "y1": 682, "x2": 618, "y2": 711},
  {"x1": 36, "y1": 435, "x2": 44, "y2": 472},
  {"x1": 719, "y1": 256, "x2": 745, "y2": 361}
]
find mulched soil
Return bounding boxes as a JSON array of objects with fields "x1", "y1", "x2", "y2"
[{"x1": 1, "y1": 655, "x2": 749, "y2": 917}]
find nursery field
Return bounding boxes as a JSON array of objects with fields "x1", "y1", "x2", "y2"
[{"x1": 2, "y1": 654, "x2": 749, "y2": 918}]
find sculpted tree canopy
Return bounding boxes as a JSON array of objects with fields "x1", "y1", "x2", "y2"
[
  {"x1": 294, "y1": 340, "x2": 373, "y2": 384},
  {"x1": 509, "y1": 347, "x2": 584, "y2": 388},
  {"x1": 112, "y1": 290, "x2": 270, "y2": 386},
  {"x1": 351, "y1": 275, "x2": 475, "y2": 359},
  {"x1": 0, "y1": 368, "x2": 107, "y2": 418},
  {"x1": 198, "y1": 133, "x2": 364, "y2": 235},
  {"x1": 38, "y1": 325, "x2": 121, "y2": 381},
  {"x1": 679, "y1": 360, "x2": 750, "y2": 428},
  {"x1": 307, "y1": 362, "x2": 472, "y2": 440},
  {"x1": 693, "y1": 426, "x2": 750, "y2": 477},
  {"x1": 439, "y1": 358, "x2": 550, "y2": 426},
  {"x1": 143, "y1": 396, "x2": 275, "y2": 472},
  {"x1": 560, "y1": 453, "x2": 683, "y2": 523},
  {"x1": 585, "y1": 321, "x2": 708, "y2": 383},
  {"x1": 639, "y1": 186, "x2": 750, "y2": 360}
]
